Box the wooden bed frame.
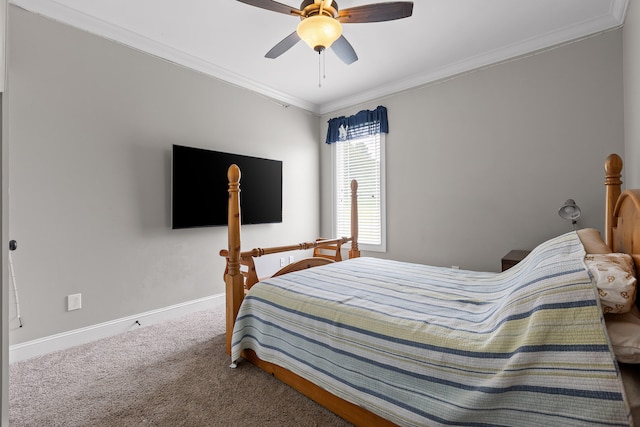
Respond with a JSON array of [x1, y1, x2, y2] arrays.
[[219, 164, 361, 354], [605, 154, 640, 268], [221, 154, 639, 427]]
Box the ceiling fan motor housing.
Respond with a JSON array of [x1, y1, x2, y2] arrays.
[[300, 0, 339, 18]]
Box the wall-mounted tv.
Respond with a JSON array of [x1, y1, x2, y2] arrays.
[[172, 144, 282, 229]]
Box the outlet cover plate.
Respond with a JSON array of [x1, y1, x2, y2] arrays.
[[68, 293, 82, 311]]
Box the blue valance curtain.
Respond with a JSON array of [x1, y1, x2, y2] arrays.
[[325, 105, 388, 144]]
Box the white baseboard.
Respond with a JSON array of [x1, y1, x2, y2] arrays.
[[9, 293, 225, 363]]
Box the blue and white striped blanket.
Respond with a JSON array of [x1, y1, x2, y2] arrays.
[[232, 232, 632, 426]]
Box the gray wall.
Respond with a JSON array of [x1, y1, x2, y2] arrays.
[[321, 30, 625, 271], [3, 3, 640, 424], [624, 0, 640, 188], [1, 6, 632, 343], [6, 6, 320, 344]]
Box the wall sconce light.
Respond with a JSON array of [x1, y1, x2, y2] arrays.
[[558, 199, 581, 230]]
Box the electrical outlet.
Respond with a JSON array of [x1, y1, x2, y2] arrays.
[[280, 257, 286, 267], [289, 255, 294, 264], [67, 293, 82, 311]]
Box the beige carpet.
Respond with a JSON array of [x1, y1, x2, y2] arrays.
[[9, 307, 352, 426]]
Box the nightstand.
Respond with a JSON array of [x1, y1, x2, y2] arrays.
[[501, 250, 531, 271]]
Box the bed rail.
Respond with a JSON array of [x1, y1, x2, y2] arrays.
[[221, 164, 359, 354], [220, 236, 352, 290]]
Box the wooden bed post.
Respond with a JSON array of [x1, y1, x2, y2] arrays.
[[604, 153, 623, 248], [225, 164, 245, 355], [349, 179, 360, 259]]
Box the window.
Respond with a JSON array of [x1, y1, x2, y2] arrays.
[[327, 106, 388, 253], [333, 133, 386, 252]]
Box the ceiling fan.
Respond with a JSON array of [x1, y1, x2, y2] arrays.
[[237, 0, 414, 65]]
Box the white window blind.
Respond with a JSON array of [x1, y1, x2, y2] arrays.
[[334, 133, 386, 252]]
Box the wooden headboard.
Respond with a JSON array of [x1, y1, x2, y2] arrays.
[[604, 154, 640, 268]]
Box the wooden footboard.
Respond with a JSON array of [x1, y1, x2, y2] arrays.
[[220, 164, 360, 354], [220, 236, 353, 290]]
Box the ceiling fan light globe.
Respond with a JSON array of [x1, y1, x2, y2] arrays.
[[297, 15, 342, 51]]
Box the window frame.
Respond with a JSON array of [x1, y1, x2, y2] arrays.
[[331, 133, 386, 253]]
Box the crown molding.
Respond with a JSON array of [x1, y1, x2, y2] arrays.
[[11, 0, 628, 116], [10, 0, 318, 112], [319, 0, 628, 115]]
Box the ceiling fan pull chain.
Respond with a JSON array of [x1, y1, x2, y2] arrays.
[[323, 49, 327, 80], [317, 49, 327, 88], [318, 51, 322, 87]]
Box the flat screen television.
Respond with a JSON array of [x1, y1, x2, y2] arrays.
[[172, 144, 283, 229]]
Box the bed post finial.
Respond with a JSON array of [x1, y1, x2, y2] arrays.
[[225, 164, 244, 355], [604, 153, 623, 248], [349, 179, 360, 258]]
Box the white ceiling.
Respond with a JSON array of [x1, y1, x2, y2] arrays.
[[12, 0, 628, 114]]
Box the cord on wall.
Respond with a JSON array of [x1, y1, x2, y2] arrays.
[[9, 240, 23, 327]]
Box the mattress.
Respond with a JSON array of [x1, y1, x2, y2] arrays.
[[232, 232, 632, 426]]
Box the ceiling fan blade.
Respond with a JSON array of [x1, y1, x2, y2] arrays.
[[265, 31, 301, 59], [338, 2, 413, 23], [331, 35, 358, 65], [236, 0, 301, 16]]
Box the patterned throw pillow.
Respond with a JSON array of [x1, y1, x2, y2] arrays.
[[585, 253, 637, 314]]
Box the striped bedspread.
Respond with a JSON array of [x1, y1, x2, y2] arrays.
[[231, 232, 632, 426]]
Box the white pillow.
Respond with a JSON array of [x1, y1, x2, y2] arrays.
[[585, 253, 637, 314], [606, 304, 640, 364]]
